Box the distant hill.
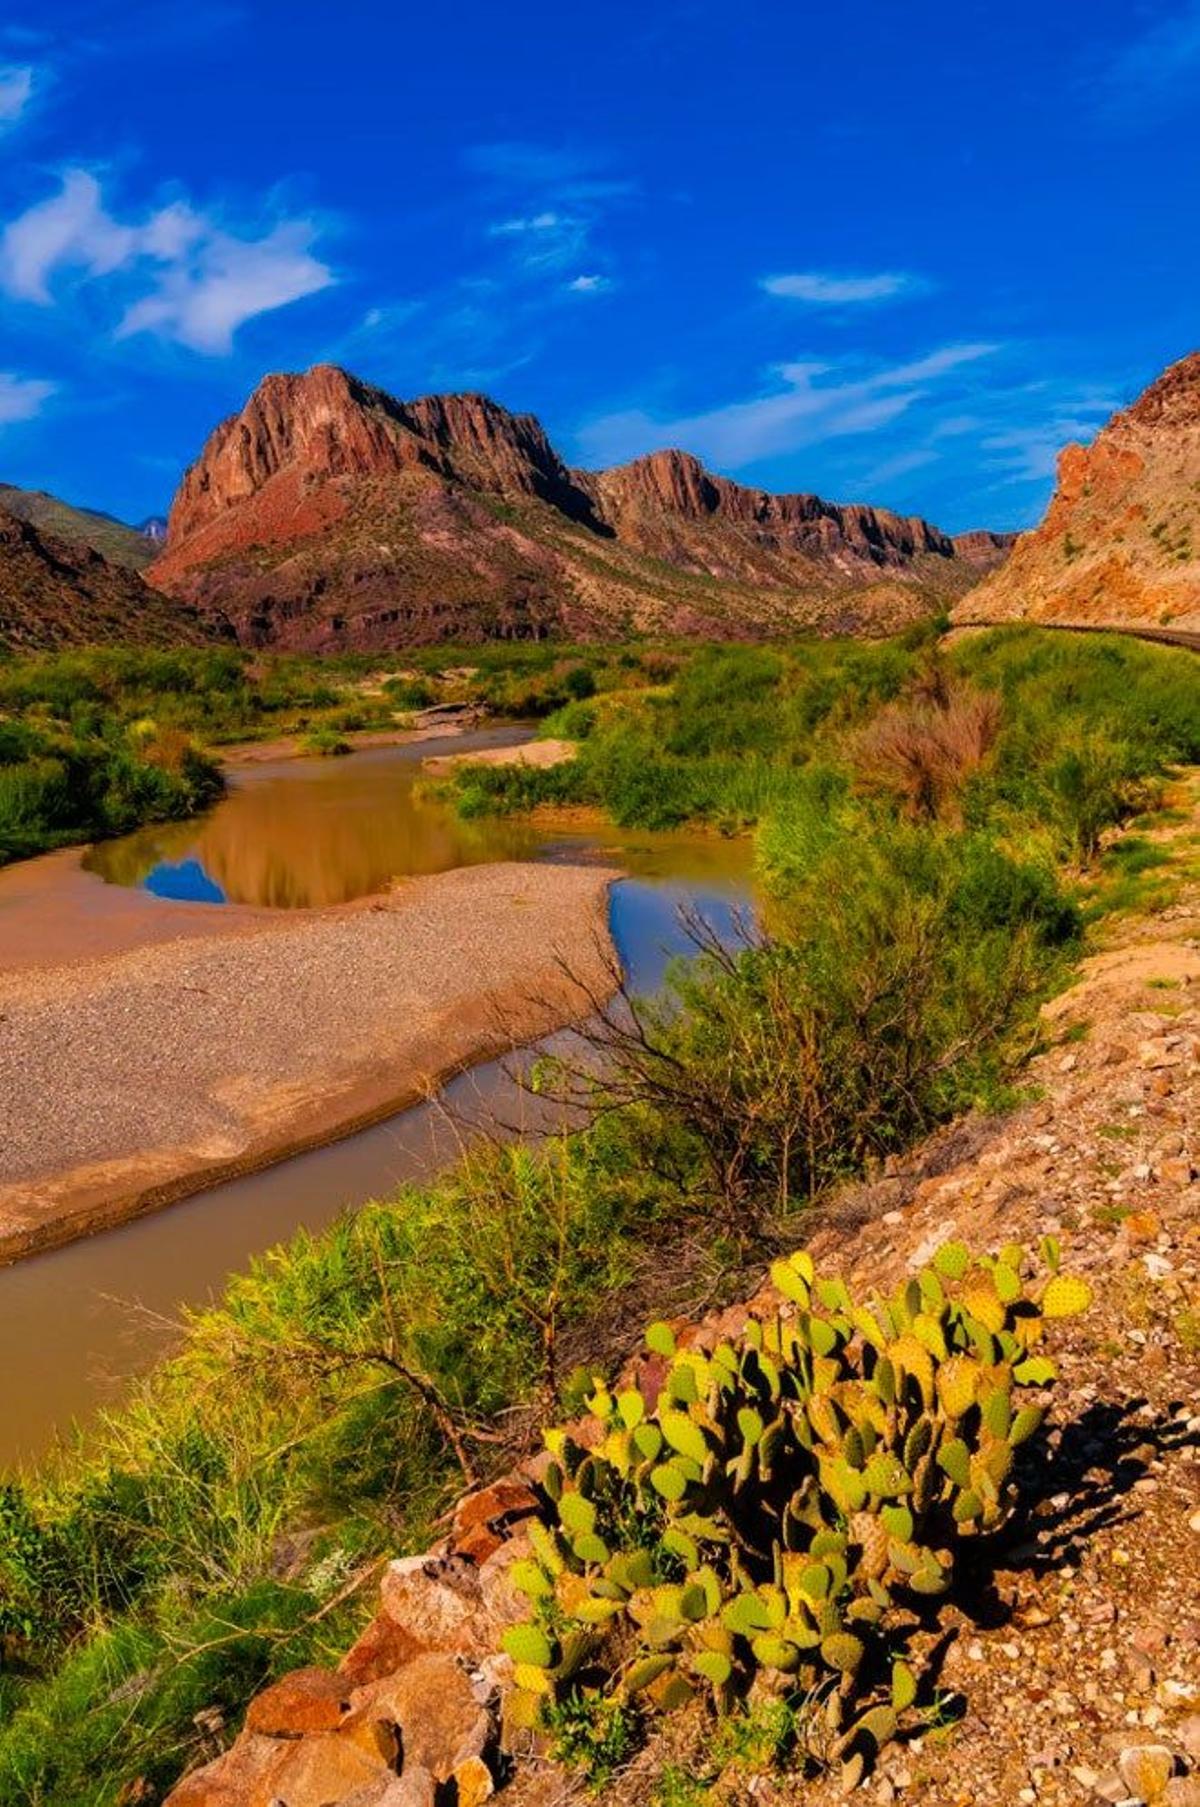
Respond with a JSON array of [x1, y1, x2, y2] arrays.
[[149, 363, 1014, 651], [0, 505, 216, 651], [0, 484, 161, 571], [954, 350, 1200, 634]]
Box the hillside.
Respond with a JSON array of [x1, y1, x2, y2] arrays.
[[165, 780, 1200, 1807], [0, 505, 213, 651], [0, 483, 161, 570], [149, 364, 1013, 650], [956, 350, 1200, 633]]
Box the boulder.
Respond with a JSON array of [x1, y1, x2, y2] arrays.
[[379, 1553, 488, 1658], [352, 1653, 492, 1782], [244, 1666, 351, 1737], [260, 1730, 395, 1807]]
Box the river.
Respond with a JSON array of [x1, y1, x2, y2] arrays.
[[0, 728, 754, 1466]]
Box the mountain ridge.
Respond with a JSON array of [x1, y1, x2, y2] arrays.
[[0, 505, 214, 652], [149, 363, 1013, 651], [0, 483, 162, 571]]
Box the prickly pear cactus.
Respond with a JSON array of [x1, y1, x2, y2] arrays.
[[501, 1239, 1090, 1774]]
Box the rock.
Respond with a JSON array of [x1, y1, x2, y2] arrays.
[[244, 1666, 351, 1737], [352, 1653, 492, 1782], [261, 1731, 395, 1807], [1118, 1744, 1178, 1801], [379, 1553, 488, 1658], [1175, 1715, 1200, 1762], [164, 1736, 287, 1807], [339, 1611, 428, 1688], [341, 1769, 437, 1807], [454, 1754, 496, 1807], [1163, 1781, 1200, 1807]]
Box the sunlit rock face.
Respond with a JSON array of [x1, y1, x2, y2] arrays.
[[149, 363, 1012, 651], [954, 350, 1200, 634]]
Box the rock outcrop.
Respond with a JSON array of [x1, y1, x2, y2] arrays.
[[0, 505, 215, 651], [149, 364, 1013, 650], [955, 350, 1200, 633]]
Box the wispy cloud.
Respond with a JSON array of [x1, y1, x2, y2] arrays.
[[1095, 3, 1200, 115], [761, 269, 930, 306], [0, 169, 335, 353], [981, 394, 1117, 484], [468, 139, 629, 292], [0, 61, 35, 126], [566, 273, 610, 294], [576, 342, 998, 470], [0, 369, 55, 426]]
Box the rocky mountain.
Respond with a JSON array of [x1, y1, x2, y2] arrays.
[[149, 364, 1013, 651], [955, 350, 1200, 633], [0, 505, 213, 652], [0, 483, 162, 570]]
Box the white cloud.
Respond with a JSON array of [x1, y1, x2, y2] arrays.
[[982, 402, 1115, 484], [0, 369, 55, 426], [0, 169, 334, 354], [0, 63, 34, 126], [761, 270, 928, 305], [489, 211, 564, 236], [577, 342, 998, 470], [567, 273, 609, 294], [118, 220, 333, 354], [0, 171, 138, 301]]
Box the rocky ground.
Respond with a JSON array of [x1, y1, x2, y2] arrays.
[[164, 789, 1200, 1807]]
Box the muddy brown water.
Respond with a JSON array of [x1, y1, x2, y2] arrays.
[[0, 729, 754, 1466]]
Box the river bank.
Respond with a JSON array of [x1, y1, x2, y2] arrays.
[[0, 860, 618, 1265]]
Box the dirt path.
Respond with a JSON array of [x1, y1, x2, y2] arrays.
[[0, 861, 618, 1264]]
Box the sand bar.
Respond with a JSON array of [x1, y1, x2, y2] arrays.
[[0, 860, 616, 1263]]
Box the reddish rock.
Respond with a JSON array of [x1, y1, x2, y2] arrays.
[[378, 1553, 489, 1659], [954, 348, 1200, 635], [244, 1664, 351, 1737], [260, 1729, 395, 1807], [453, 1477, 540, 1538], [352, 1652, 492, 1782], [338, 1609, 428, 1688]]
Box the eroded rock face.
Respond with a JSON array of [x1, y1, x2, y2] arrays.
[[954, 349, 1200, 633], [149, 364, 1012, 650]]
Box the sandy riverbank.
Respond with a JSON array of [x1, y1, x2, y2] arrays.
[[0, 861, 618, 1264], [421, 737, 575, 775]]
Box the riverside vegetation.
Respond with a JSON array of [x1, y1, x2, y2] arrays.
[[0, 626, 1198, 1804]]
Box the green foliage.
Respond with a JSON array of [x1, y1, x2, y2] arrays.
[[301, 726, 351, 757], [503, 1242, 1090, 1782], [584, 802, 1078, 1227], [0, 1129, 673, 1804]]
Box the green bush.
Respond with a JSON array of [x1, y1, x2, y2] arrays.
[[502, 1239, 1090, 1786], [580, 803, 1077, 1229]]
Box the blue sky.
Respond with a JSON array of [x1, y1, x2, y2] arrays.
[[0, 1, 1197, 533]]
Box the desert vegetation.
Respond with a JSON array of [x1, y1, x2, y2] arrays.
[[0, 626, 1196, 1803]]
